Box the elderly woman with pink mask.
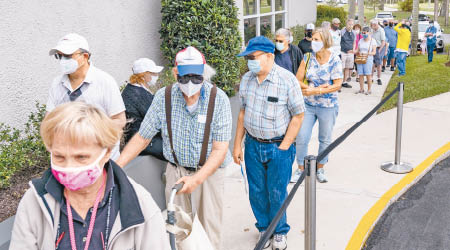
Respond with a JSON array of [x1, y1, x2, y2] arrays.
[[9, 102, 169, 250]]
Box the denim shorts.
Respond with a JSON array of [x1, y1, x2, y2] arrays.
[[357, 56, 374, 76], [374, 47, 386, 66]]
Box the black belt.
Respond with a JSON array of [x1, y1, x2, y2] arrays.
[[246, 132, 284, 144], [169, 162, 197, 172]]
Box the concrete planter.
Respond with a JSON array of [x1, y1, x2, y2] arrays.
[[0, 216, 14, 250]]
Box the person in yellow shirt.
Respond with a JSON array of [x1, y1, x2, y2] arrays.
[[394, 20, 411, 76]]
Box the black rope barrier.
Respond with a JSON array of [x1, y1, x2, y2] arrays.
[[254, 85, 401, 250]]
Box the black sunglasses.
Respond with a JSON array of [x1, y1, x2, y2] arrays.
[[244, 52, 266, 60], [54, 52, 83, 60], [177, 74, 204, 84], [274, 39, 284, 43]]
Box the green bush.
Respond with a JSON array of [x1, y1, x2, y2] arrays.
[[316, 5, 348, 28], [0, 103, 49, 188], [291, 25, 306, 46], [159, 0, 242, 96], [399, 0, 413, 12]]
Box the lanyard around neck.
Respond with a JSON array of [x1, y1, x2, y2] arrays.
[[65, 170, 106, 250]]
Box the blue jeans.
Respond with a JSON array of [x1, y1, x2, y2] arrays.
[[296, 104, 338, 165], [356, 56, 374, 76], [396, 52, 407, 76], [427, 42, 435, 62], [244, 134, 295, 235]]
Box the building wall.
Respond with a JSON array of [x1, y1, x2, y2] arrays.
[[0, 0, 165, 128], [288, 0, 317, 27]]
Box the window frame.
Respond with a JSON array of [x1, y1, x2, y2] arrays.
[[243, 0, 288, 40]]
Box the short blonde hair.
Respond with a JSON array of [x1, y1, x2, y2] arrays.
[[312, 28, 333, 49], [41, 102, 122, 150]]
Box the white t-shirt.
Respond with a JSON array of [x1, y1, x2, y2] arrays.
[[46, 64, 126, 160], [329, 29, 342, 55], [358, 38, 377, 55]]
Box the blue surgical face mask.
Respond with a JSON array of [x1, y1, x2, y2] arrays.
[[362, 34, 369, 39], [275, 42, 285, 51], [247, 60, 261, 74]]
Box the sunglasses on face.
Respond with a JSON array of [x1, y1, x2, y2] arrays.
[[274, 39, 285, 43], [244, 52, 266, 60], [177, 74, 204, 84], [54, 52, 83, 60]]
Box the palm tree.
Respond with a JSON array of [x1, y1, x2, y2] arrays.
[[445, 0, 449, 26], [434, 0, 439, 22], [411, 0, 419, 56], [358, 0, 365, 26], [349, 0, 356, 19]]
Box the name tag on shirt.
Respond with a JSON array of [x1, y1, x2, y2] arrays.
[[198, 115, 207, 123], [268, 96, 279, 103]]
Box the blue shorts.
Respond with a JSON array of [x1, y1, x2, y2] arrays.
[[357, 56, 374, 76], [387, 47, 396, 62]]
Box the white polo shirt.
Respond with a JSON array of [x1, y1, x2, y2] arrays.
[[46, 64, 125, 160]]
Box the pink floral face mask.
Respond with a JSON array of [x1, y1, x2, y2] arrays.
[[51, 149, 107, 191]]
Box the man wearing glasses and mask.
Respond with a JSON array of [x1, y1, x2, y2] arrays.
[[233, 36, 305, 250], [117, 46, 232, 250], [47, 33, 126, 160]]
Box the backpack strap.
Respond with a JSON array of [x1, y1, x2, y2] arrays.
[[199, 85, 217, 167], [165, 84, 179, 165]]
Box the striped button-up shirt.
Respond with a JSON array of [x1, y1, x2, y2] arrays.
[[239, 64, 305, 139], [139, 82, 232, 168]]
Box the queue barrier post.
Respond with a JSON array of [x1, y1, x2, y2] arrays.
[[305, 155, 317, 250], [381, 82, 413, 174]]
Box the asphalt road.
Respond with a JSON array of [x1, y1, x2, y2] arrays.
[[363, 156, 450, 250]]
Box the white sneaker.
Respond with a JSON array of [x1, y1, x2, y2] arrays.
[[258, 231, 271, 249], [290, 168, 304, 183], [316, 168, 328, 183], [272, 234, 287, 250]]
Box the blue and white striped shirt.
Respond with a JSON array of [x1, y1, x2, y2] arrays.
[[239, 64, 305, 139], [139, 82, 232, 168]]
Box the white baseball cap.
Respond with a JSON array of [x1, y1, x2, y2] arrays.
[[306, 23, 315, 30], [175, 46, 206, 76], [49, 33, 89, 56], [132, 58, 163, 74]]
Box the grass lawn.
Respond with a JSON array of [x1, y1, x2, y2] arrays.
[[379, 53, 450, 113]]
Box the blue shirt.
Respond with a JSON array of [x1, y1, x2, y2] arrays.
[[384, 26, 398, 48], [139, 82, 232, 168], [304, 52, 343, 108], [426, 26, 437, 45], [275, 48, 294, 74], [239, 64, 305, 139]]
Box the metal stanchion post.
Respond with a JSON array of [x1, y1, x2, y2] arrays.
[[381, 82, 413, 173], [305, 155, 317, 250]]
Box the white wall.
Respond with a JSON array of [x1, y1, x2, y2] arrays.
[[288, 0, 317, 26], [0, 0, 164, 128]]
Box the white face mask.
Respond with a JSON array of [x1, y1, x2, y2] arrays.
[[355, 29, 360, 34], [179, 81, 203, 97], [148, 75, 158, 86], [311, 41, 324, 52], [59, 57, 79, 75]]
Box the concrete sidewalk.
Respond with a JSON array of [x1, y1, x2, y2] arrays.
[[222, 66, 450, 249]]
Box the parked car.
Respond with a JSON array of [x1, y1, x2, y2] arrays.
[[417, 21, 445, 53], [375, 12, 395, 22], [409, 13, 430, 22]]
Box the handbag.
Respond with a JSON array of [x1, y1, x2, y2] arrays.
[[355, 39, 373, 64]]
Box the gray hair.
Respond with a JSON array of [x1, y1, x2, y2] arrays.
[[321, 21, 331, 29], [370, 19, 378, 25], [347, 18, 355, 24], [275, 28, 291, 39], [203, 64, 216, 82]]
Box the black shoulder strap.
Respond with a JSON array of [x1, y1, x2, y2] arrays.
[[199, 85, 217, 167], [165, 84, 179, 165]]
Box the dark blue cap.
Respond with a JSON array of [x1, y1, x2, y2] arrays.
[[237, 36, 275, 57]]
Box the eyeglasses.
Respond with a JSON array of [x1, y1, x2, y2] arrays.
[[274, 39, 284, 43], [54, 52, 83, 60], [244, 52, 266, 60], [177, 74, 204, 84]]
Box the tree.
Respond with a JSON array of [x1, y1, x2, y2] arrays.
[[349, 0, 356, 19], [379, 0, 385, 10], [445, 0, 449, 25], [434, 0, 440, 21], [358, 0, 365, 25], [159, 0, 242, 96], [411, 0, 419, 56]]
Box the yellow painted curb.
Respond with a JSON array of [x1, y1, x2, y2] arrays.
[[346, 142, 450, 250]]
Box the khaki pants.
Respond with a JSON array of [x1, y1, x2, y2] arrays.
[[165, 163, 225, 250]]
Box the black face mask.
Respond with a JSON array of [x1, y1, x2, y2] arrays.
[[389, 23, 393, 27], [384, 23, 388, 27], [332, 25, 339, 31], [306, 31, 313, 38]]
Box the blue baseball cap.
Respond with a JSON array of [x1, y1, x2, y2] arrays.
[[237, 36, 275, 57]]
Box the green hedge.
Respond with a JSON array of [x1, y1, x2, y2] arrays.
[[159, 0, 242, 96], [0, 103, 48, 188], [316, 5, 348, 27]]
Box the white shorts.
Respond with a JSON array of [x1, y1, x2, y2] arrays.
[[341, 52, 355, 69]]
